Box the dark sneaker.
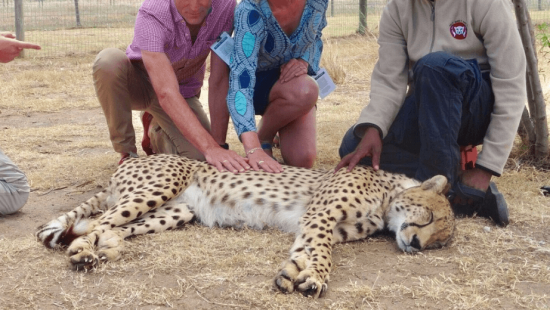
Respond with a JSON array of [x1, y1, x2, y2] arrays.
[[141, 111, 155, 156], [478, 182, 509, 227], [448, 181, 509, 227], [118, 152, 139, 165]]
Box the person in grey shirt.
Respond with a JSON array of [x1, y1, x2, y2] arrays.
[[0, 32, 40, 215]]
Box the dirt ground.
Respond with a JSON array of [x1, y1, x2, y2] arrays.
[[1, 37, 549, 309]]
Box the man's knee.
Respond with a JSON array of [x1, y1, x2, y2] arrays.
[[414, 51, 455, 71], [413, 51, 475, 85], [151, 131, 206, 161], [93, 48, 128, 81], [338, 126, 360, 159]]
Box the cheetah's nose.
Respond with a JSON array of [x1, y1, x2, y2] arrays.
[[410, 234, 421, 250]]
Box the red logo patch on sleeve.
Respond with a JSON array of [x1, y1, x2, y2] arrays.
[[450, 21, 467, 40]]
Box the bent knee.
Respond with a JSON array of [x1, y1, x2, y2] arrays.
[[338, 126, 363, 158], [298, 76, 319, 105], [0, 191, 29, 215], [284, 149, 316, 169], [289, 76, 319, 108], [415, 51, 455, 69], [93, 48, 129, 79]]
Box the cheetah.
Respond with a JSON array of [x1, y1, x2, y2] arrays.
[[36, 154, 454, 298]]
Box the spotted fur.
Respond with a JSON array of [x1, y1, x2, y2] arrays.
[[36, 154, 454, 297]]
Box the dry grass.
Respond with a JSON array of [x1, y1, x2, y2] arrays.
[[0, 35, 549, 309]]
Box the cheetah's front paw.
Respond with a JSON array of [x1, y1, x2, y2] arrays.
[[274, 264, 328, 298], [294, 270, 328, 298], [274, 268, 297, 294]]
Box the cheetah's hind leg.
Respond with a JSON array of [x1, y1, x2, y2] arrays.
[[68, 198, 196, 270], [36, 189, 110, 249]]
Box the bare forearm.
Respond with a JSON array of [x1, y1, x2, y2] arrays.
[[208, 81, 230, 146], [240, 131, 262, 151], [208, 53, 231, 146]]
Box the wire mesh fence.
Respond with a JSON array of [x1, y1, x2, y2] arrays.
[[2, 0, 550, 58]]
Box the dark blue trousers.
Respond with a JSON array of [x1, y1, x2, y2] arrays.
[[339, 52, 494, 188]]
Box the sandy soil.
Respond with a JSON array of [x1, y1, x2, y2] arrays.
[[1, 42, 549, 309], [1, 106, 549, 310]]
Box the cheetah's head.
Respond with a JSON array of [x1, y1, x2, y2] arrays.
[[385, 175, 454, 253]]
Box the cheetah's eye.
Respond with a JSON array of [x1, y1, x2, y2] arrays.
[[400, 211, 434, 231]]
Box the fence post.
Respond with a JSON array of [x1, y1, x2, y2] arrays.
[[74, 0, 82, 27], [358, 0, 367, 35], [14, 0, 24, 58], [330, 0, 334, 17]]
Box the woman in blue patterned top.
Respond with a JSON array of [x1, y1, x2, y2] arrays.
[[225, 0, 328, 173]]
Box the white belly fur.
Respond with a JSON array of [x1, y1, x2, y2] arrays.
[[178, 184, 307, 235]]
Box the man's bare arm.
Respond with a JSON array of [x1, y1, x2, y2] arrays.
[[141, 50, 249, 172]]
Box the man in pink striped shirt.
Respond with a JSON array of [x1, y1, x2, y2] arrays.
[[93, 0, 249, 173]]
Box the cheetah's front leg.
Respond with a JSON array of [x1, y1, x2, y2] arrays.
[[274, 230, 333, 298], [274, 237, 310, 294], [274, 182, 341, 298], [274, 235, 332, 298]]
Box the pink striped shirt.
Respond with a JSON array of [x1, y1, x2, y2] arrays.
[[127, 0, 235, 98]]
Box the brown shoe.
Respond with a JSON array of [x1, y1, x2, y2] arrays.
[[118, 152, 139, 165]]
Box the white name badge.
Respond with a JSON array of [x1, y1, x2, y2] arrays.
[[210, 32, 234, 66], [314, 68, 336, 99]]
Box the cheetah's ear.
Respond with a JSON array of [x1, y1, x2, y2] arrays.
[[420, 175, 448, 194]]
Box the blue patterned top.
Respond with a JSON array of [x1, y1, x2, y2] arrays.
[[226, 0, 328, 137]]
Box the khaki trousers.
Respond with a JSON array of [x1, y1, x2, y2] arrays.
[[92, 48, 211, 161]]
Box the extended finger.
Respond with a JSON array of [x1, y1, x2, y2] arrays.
[[284, 67, 306, 82], [213, 161, 227, 173], [371, 148, 381, 171], [233, 157, 251, 172], [334, 156, 351, 173], [226, 158, 250, 173], [16, 41, 41, 50], [287, 64, 308, 81], [288, 63, 307, 76], [267, 158, 283, 173], [279, 66, 292, 83], [279, 60, 300, 81], [280, 63, 300, 82], [221, 159, 240, 174], [259, 159, 279, 173], [249, 158, 262, 172], [346, 154, 362, 172], [225, 151, 250, 172]]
